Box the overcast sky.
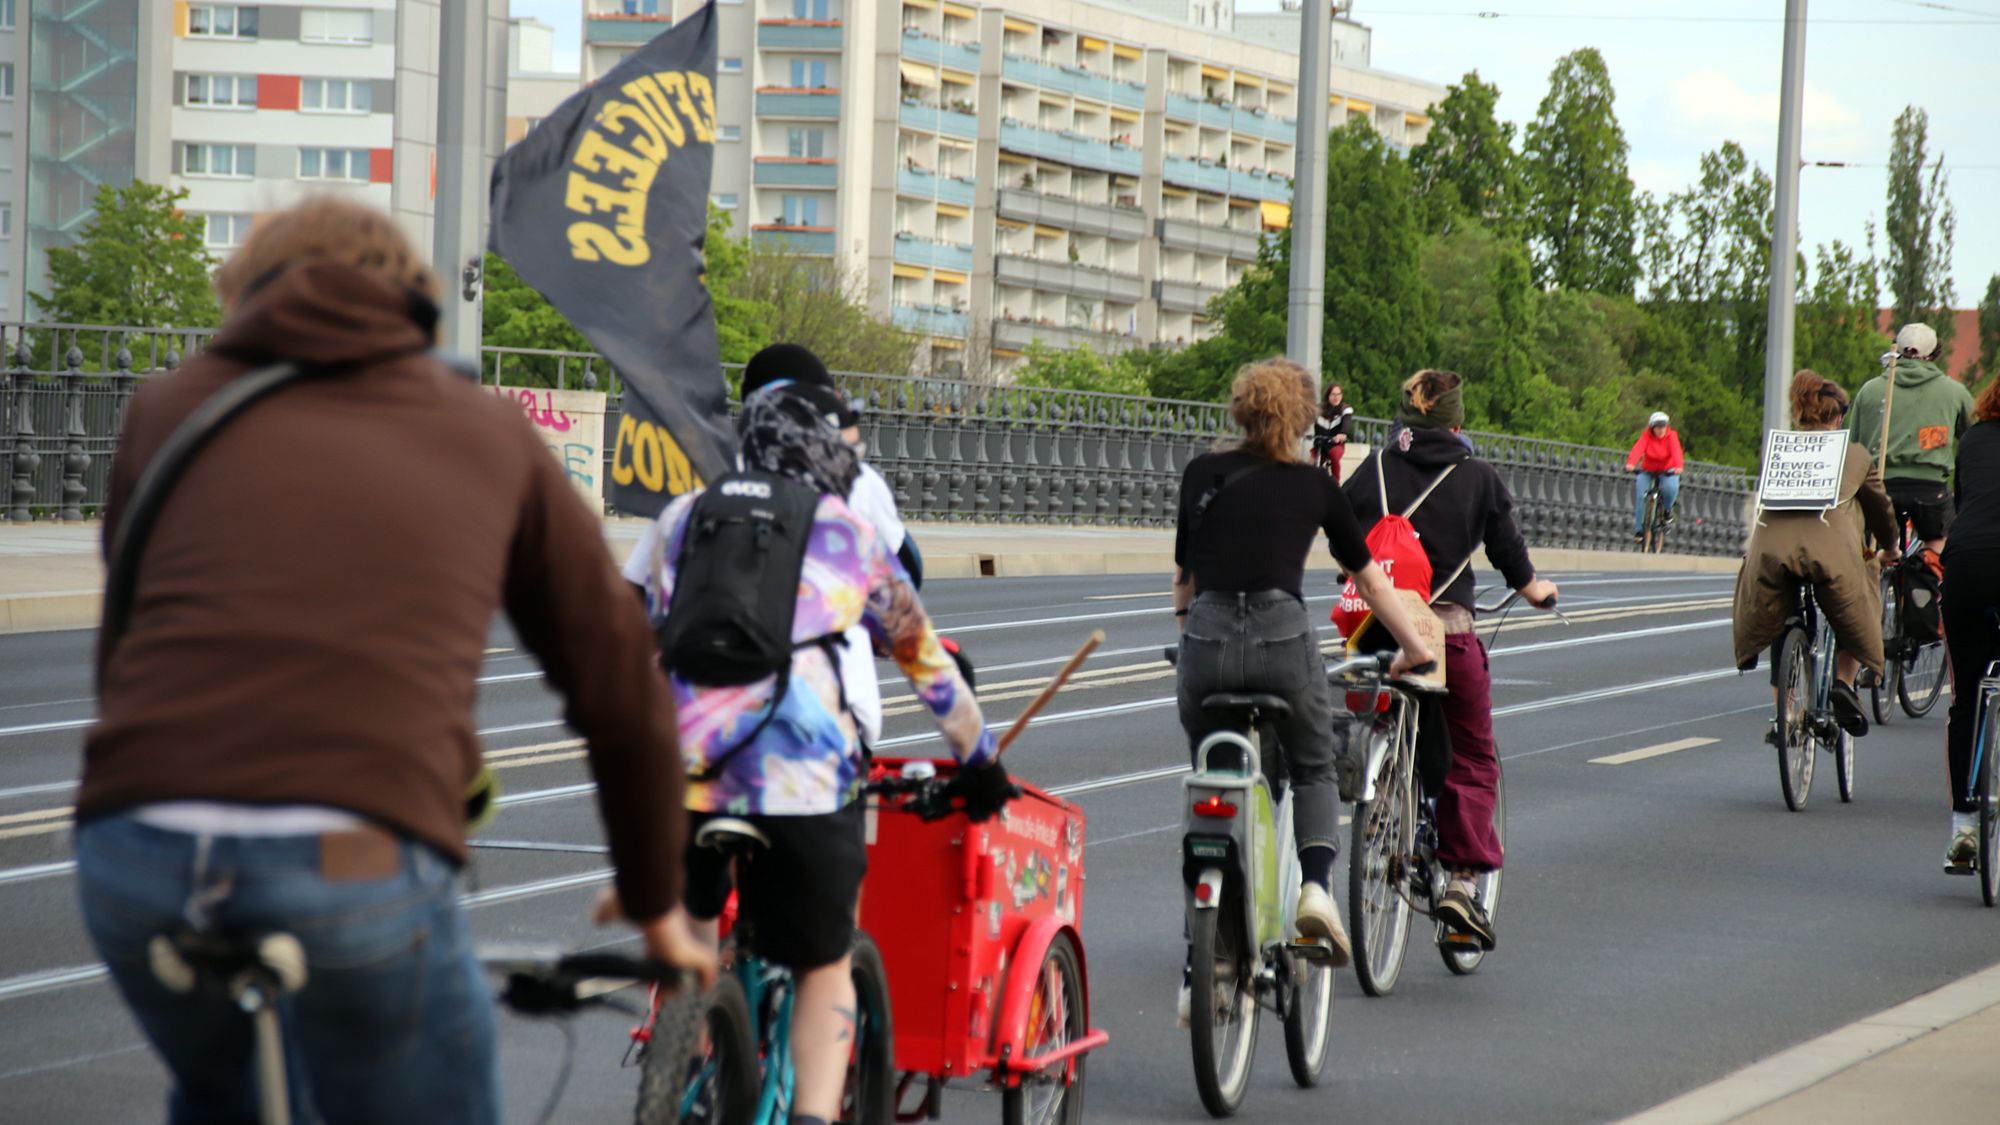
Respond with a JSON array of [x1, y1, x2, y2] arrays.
[[511, 0, 1998, 304]]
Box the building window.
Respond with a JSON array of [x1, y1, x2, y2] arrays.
[[184, 143, 256, 178], [185, 73, 258, 109], [717, 124, 741, 142], [300, 7, 371, 45], [787, 127, 826, 158], [298, 147, 371, 182], [0, 0, 14, 30], [0, 64, 11, 101], [302, 78, 372, 113], [790, 60, 827, 88], [189, 5, 259, 39], [622, 0, 662, 12], [714, 193, 740, 210], [720, 57, 744, 74], [200, 212, 253, 249], [780, 194, 821, 226], [0, 204, 11, 239]]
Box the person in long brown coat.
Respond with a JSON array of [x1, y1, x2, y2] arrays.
[[1733, 370, 1901, 735]]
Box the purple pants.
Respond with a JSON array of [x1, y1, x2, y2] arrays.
[[1435, 631, 1505, 871]]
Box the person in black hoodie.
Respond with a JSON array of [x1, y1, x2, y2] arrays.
[[1940, 375, 2000, 871], [1311, 381, 1354, 478], [1343, 369, 1558, 949]]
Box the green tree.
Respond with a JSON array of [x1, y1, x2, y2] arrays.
[[1522, 48, 1639, 295], [1795, 232, 1888, 389], [1011, 341, 1152, 395], [1883, 106, 1958, 355], [34, 181, 220, 330], [1637, 141, 1773, 398], [725, 235, 916, 376], [1420, 221, 1537, 431], [1973, 274, 2000, 386], [1408, 72, 1525, 237]]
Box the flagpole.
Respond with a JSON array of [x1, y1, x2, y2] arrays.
[[435, 0, 490, 359]]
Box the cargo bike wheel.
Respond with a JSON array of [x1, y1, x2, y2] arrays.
[[1001, 932, 1087, 1125]]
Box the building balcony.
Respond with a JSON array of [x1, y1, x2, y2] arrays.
[[893, 303, 970, 338], [752, 225, 836, 255], [899, 100, 979, 140], [757, 19, 842, 52], [1227, 168, 1293, 203], [752, 158, 838, 187], [585, 14, 671, 45], [893, 233, 975, 273], [993, 318, 1145, 355], [1153, 277, 1225, 314], [1156, 216, 1262, 262], [1162, 154, 1229, 194], [901, 28, 982, 72], [1165, 93, 1299, 144], [994, 254, 1146, 304], [1000, 54, 1145, 109], [998, 120, 1141, 177], [896, 166, 976, 207], [996, 188, 1147, 241], [756, 88, 842, 119]]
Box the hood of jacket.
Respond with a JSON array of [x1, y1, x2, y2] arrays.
[[1894, 357, 1948, 388], [1388, 421, 1473, 470], [208, 260, 435, 369]]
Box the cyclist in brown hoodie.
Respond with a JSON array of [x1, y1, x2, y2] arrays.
[[74, 199, 709, 1124]]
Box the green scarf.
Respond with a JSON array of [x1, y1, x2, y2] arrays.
[[1396, 380, 1464, 431]]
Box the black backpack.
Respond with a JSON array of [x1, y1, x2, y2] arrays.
[[1899, 549, 1943, 646], [656, 469, 844, 776]]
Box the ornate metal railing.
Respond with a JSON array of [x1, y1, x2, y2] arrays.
[[0, 322, 1752, 556]]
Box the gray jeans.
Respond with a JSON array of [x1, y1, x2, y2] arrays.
[[1177, 590, 1339, 859]]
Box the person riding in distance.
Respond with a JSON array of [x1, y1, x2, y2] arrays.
[[1312, 381, 1354, 479], [1848, 322, 1975, 561], [1343, 369, 1559, 951], [1173, 358, 1435, 976], [1626, 411, 1684, 542], [629, 383, 1003, 1125], [1733, 371, 1900, 740], [1938, 376, 2000, 870]]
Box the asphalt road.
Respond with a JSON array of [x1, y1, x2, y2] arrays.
[[0, 566, 1993, 1124]]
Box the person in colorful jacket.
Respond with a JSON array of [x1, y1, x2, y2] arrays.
[[1625, 411, 1685, 542], [1848, 322, 1976, 560], [626, 383, 1003, 1125]]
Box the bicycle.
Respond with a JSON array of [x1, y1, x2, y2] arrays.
[[644, 817, 898, 1125], [1637, 474, 1673, 554], [1165, 650, 1342, 1117], [1871, 522, 1949, 723], [1961, 634, 2000, 904], [1772, 582, 1857, 810]]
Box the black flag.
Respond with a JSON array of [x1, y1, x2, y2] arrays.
[[489, 3, 730, 517]]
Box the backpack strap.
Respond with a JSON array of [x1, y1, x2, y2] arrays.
[[1402, 462, 1458, 518], [1188, 459, 1274, 538], [1379, 453, 1470, 606]]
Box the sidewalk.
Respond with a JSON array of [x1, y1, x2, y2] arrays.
[[1621, 960, 2000, 1124], [0, 520, 1742, 634]]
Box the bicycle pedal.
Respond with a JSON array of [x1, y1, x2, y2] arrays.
[[1438, 932, 1482, 948], [1288, 941, 1335, 964], [1944, 861, 1978, 876]]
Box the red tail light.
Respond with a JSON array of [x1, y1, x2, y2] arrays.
[[1194, 881, 1213, 903], [1192, 795, 1237, 819], [1345, 690, 1391, 714]]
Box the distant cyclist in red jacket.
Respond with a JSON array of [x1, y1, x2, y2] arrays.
[[1626, 411, 1684, 542]]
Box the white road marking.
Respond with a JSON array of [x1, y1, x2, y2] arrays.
[[1590, 737, 1719, 766], [1085, 592, 1171, 602]]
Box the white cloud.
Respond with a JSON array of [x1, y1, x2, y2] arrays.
[[1665, 69, 1862, 152]]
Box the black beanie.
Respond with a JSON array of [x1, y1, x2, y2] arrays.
[[742, 343, 833, 398]]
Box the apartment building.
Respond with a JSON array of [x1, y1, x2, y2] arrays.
[[0, 0, 510, 321], [507, 17, 581, 146], [587, 0, 1440, 372], [0, 0, 20, 318]]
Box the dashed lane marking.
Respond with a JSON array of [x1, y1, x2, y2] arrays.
[[1590, 737, 1719, 765]]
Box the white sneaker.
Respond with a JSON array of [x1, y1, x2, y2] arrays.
[[1946, 814, 1979, 873], [1176, 981, 1191, 1028], [1294, 883, 1352, 968]]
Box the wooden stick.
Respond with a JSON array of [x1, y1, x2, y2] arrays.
[[994, 630, 1104, 759], [1877, 350, 1898, 482]]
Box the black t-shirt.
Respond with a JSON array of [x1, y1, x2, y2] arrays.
[[1947, 420, 2000, 558], [1174, 450, 1372, 597]]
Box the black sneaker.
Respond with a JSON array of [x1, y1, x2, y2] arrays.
[[1435, 885, 1496, 951], [1828, 680, 1869, 737]]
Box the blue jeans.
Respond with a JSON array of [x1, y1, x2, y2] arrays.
[[75, 813, 498, 1125], [1634, 471, 1680, 533]]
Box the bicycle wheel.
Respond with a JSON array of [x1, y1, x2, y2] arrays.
[[1900, 639, 1949, 718], [1979, 699, 1999, 908], [636, 975, 758, 1125], [1187, 903, 1257, 1117], [1281, 942, 1333, 1088], [840, 934, 896, 1125], [1348, 727, 1414, 997], [1441, 775, 1504, 976], [1775, 627, 1815, 812], [1835, 728, 1856, 803], [1002, 932, 1087, 1125], [1640, 491, 1659, 553], [1872, 574, 1897, 725]]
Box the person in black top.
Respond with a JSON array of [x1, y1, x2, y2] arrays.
[[1173, 358, 1433, 971], [1311, 381, 1354, 478], [1940, 376, 2000, 870], [1344, 369, 1558, 950]]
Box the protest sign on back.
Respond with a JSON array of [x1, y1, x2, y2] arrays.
[[1756, 430, 1849, 510]]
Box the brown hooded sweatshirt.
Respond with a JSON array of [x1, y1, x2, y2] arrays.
[[78, 260, 686, 918]]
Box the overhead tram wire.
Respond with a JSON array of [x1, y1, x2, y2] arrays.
[[1375, 7, 2000, 24]]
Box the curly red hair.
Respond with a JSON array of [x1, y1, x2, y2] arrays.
[[1230, 358, 1316, 463]]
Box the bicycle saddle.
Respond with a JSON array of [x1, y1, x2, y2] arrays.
[[1201, 693, 1292, 720], [695, 817, 771, 852], [148, 929, 308, 996]]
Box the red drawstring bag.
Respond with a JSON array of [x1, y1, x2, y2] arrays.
[[1331, 452, 1465, 641]]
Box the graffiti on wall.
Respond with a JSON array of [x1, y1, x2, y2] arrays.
[[492, 387, 607, 504]]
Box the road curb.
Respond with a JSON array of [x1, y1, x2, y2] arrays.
[[0, 591, 101, 634], [1618, 959, 2000, 1124]]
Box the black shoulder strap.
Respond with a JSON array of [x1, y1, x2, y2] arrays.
[[1188, 460, 1274, 538], [97, 362, 307, 686]]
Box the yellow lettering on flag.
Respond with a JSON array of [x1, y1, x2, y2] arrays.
[[563, 69, 718, 267]]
